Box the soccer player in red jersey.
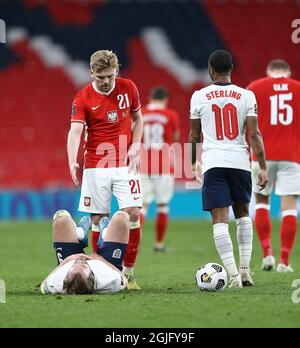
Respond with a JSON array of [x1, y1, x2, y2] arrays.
[[67, 50, 143, 289], [248, 60, 300, 272], [140, 86, 180, 251]]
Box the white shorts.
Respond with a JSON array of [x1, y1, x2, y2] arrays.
[[79, 167, 142, 214], [141, 175, 174, 205], [252, 161, 300, 196]]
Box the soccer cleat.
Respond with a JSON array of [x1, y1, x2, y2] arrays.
[[262, 255, 275, 271], [153, 245, 167, 253], [98, 216, 110, 248], [276, 263, 294, 273], [77, 215, 91, 248], [240, 269, 254, 286], [124, 273, 141, 291], [229, 274, 243, 288]]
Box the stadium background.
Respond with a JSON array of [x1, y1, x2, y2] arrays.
[[0, 0, 300, 220]]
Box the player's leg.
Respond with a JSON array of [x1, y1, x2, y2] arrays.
[[52, 210, 90, 264], [121, 206, 141, 289], [91, 213, 109, 252], [78, 168, 112, 252], [228, 168, 253, 286], [252, 161, 276, 270], [275, 161, 300, 271], [113, 167, 143, 290], [153, 176, 175, 251], [140, 176, 154, 228], [203, 168, 241, 288], [277, 195, 297, 271], [232, 202, 254, 286], [97, 211, 130, 271]]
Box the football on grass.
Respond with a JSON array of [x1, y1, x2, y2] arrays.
[[196, 263, 227, 292]]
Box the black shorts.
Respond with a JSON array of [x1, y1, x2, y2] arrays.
[[97, 242, 127, 271], [53, 242, 84, 265], [202, 167, 252, 211]]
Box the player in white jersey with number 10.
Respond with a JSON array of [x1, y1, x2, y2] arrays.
[[189, 50, 268, 288]]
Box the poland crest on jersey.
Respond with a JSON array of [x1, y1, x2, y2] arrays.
[[107, 110, 118, 123]]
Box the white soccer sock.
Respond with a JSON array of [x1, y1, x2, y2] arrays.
[[213, 223, 238, 277], [236, 217, 253, 270]]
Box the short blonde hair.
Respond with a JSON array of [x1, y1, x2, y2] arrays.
[[90, 50, 119, 72], [63, 270, 94, 295]]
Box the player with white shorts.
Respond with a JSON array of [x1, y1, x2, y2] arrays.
[[140, 86, 180, 251], [67, 50, 143, 290], [248, 59, 300, 272], [252, 161, 300, 196]]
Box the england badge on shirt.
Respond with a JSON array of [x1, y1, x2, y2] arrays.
[[107, 110, 118, 123]]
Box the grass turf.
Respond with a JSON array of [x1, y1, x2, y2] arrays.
[[0, 219, 299, 328]]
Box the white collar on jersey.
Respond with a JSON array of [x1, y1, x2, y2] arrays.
[[92, 80, 116, 96], [268, 73, 289, 78]]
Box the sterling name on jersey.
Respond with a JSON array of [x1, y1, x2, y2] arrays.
[[190, 83, 258, 173]]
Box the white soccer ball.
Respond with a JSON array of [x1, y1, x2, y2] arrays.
[[195, 262, 228, 292]]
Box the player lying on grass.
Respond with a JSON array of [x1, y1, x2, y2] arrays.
[[40, 210, 129, 294]]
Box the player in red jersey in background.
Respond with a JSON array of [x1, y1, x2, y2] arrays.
[[248, 59, 300, 272], [140, 86, 180, 251], [67, 50, 143, 289]]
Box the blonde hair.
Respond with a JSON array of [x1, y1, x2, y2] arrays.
[[267, 59, 291, 73], [63, 270, 94, 295], [90, 50, 119, 72]]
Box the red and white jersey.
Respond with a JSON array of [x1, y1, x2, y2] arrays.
[[248, 77, 300, 163], [190, 83, 257, 173], [140, 103, 180, 176], [71, 77, 141, 168]]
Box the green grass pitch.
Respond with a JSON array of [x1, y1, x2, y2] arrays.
[[0, 219, 299, 328]]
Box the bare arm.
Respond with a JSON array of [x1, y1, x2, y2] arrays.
[[246, 116, 266, 169], [189, 119, 202, 165], [67, 122, 84, 185], [128, 109, 143, 174], [246, 116, 268, 189], [131, 108, 143, 145], [189, 119, 203, 183]]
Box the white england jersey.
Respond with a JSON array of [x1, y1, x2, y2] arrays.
[[41, 259, 126, 294], [190, 83, 258, 173]]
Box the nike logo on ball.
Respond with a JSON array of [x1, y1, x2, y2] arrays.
[[92, 105, 101, 110], [133, 197, 140, 200]]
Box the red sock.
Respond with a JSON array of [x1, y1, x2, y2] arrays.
[[91, 231, 100, 253], [140, 212, 145, 229], [280, 213, 297, 265], [156, 212, 168, 243], [124, 222, 141, 268], [254, 206, 272, 257]]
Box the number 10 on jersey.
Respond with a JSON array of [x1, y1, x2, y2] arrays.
[[212, 103, 238, 141]]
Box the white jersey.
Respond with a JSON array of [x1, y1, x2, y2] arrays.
[[190, 83, 258, 173], [41, 259, 126, 294]]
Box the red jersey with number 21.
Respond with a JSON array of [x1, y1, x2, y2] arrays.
[[71, 77, 141, 168], [248, 77, 300, 163]]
